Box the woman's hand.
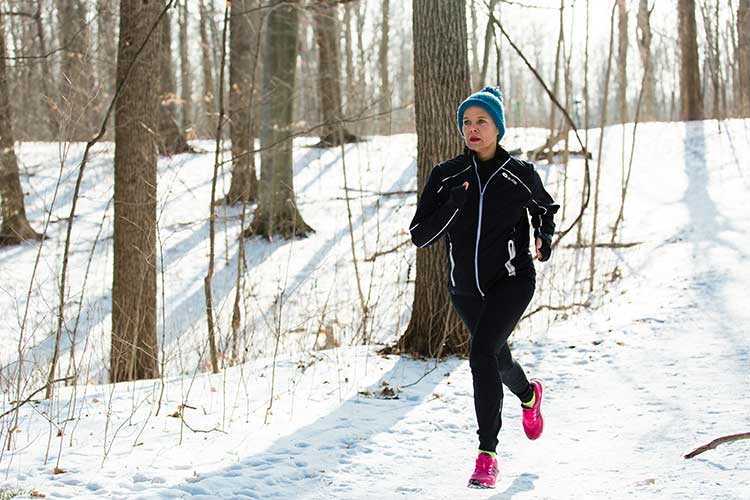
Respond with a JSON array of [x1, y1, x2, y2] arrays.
[[448, 181, 470, 207], [535, 231, 552, 262]]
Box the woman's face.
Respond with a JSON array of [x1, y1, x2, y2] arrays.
[[462, 106, 499, 160]]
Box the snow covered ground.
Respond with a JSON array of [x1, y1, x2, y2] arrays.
[[1, 120, 749, 499]]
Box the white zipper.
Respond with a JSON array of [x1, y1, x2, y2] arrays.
[[472, 156, 511, 298], [448, 238, 456, 287]]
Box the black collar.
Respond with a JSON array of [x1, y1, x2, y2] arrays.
[[464, 146, 511, 167]]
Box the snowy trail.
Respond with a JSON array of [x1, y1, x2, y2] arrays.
[[174, 121, 749, 500], [2, 122, 750, 499]]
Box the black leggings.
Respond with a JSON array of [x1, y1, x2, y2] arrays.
[[450, 273, 536, 452]]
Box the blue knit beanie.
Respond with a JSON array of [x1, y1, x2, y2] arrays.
[[456, 86, 506, 141]]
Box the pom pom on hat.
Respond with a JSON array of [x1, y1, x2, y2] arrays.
[[456, 86, 506, 141]]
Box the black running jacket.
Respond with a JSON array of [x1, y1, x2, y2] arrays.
[[409, 147, 559, 298]]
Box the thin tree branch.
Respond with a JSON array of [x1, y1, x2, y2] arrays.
[[0, 377, 74, 421], [0, 10, 38, 19], [487, 6, 591, 249], [204, 2, 231, 375], [365, 239, 410, 262], [0, 11, 97, 61], [521, 301, 590, 321]]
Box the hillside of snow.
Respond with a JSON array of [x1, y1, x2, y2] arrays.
[[1, 120, 749, 499]]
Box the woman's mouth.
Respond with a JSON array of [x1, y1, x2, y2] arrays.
[[469, 136, 481, 143]]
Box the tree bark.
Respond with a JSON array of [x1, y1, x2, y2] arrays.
[[35, 0, 59, 139], [617, 0, 628, 124], [636, 0, 656, 121], [224, 0, 260, 204], [97, 0, 118, 112], [248, 0, 312, 239], [343, 0, 355, 116], [158, 9, 191, 155], [378, 0, 391, 134], [0, 13, 42, 245], [58, 0, 96, 140], [199, 0, 216, 137], [739, 0, 750, 116], [355, 0, 366, 104], [111, 0, 161, 383], [698, 0, 721, 119], [469, 0, 479, 89], [589, 3, 617, 293], [678, 0, 703, 120], [179, 0, 193, 132], [398, 0, 470, 357], [479, 0, 498, 89], [548, 0, 564, 163], [313, 0, 357, 146]]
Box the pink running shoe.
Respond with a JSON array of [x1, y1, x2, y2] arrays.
[[522, 379, 544, 440], [467, 452, 498, 489]]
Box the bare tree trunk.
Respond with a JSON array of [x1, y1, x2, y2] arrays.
[[561, 0, 574, 220], [199, 0, 217, 137], [355, 0, 366, 103], [398, 0, 469, 357], [589, 3, 617, 293], [97, 0, 117, 108], [248, 0, 313, 239], [548, 0, 564, 163], [479, 0, 498, 88], [469, 0, 479, 89], [313, 0, 358, 146], [111, 0, 161, 383], [577, 0, 591, 246], [204, 3, 230, 376], [739, 0, 750, 116], [0, 13, 42, 245], [713, 0, 721, 119], [617, 0, 628, 124], [179, 0, 193, 132], [699, 0, 721, 120], [616, 0, 628, 243], [17, 13, 36, 140], [158, 10, 191, 155], [224, 0, 260, 204], [378, 0, 391, 134], [636, 0, 656, 121], [612, 31, 651, 243], [678, 0, 704, 120], [58, 0, 96, 140], [343, 0, 355, 115], [35, 0, 59, 138]]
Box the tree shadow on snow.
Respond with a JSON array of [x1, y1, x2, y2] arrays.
[[163, 356, 464, 499]]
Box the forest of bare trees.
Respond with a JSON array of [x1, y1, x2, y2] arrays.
[[0, 0, 749, 381], [0, 1, 745, 144]]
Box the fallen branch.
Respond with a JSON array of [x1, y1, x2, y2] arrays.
[[563, 241, 641, 249], [521, 301, 590, 321], [182, 419, 228, 435], [527, 129, 567, 161], [342, 187, 416, 197], [684, 432, 750, 459]]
